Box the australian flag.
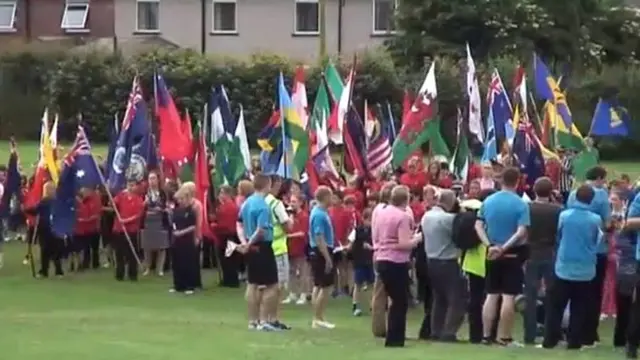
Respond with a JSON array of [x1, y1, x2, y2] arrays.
[[51, 125, 101, 237], [513, 121, 545, 190], [488, 69, 512, 146], [107, 76, 155, 191]]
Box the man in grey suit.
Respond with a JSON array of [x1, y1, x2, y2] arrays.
[[421, 189, 467, 342]]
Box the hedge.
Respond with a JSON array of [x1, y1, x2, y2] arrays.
[[1, 47, 639, 159]]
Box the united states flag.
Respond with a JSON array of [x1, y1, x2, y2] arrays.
[[365, 105, 391, 176]]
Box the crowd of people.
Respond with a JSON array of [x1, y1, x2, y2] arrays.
[[2, 149, 640, 358]]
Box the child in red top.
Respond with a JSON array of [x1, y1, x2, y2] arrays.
[[400, 158, 428, 194], [283, 195, 310, 305], [112, 180, 144, 281], [212, 185, 241, 287], [343, 178, 365, 211], [436, 166, 454, 189], [329, 192, 352, 296], [409, 190, 426, 223], [74, 188, 102, 270]]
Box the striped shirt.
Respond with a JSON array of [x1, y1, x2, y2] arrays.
[[559, 155, 574, 192]]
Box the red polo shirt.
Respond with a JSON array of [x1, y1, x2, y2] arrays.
[[75, 193, 102, 235], [112, 191, 144, 234], [287, 209, 309, 258], [437, 175, 454, 189], [468, 162, 482, 181], [409, 200, 426, 223], [215, 198, 239, 236], [399, 171, 428, 194], [329, 205, 351, 247], [343, 187, 365, 211]]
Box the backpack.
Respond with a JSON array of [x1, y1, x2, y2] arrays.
[[451, 211, 481, 250]]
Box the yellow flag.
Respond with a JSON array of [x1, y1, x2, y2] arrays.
[[42, 129, 59, 184]]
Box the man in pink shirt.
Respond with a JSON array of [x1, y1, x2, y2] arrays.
[[372, 185, 421, 347]]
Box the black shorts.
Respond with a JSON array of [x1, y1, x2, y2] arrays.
[[310, 252, 336, 288], [485, 256, 524, 295], [246, 241, 278, 286]]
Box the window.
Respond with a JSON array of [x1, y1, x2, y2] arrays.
[[61, 0, 90, 30], [212, 0, 237, 33], [0, 1, 16, 30], [294, 0, 319, 34], [136, 0, 160, 32], [373, 0, 396, 34]]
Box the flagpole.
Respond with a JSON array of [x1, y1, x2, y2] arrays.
[[90, 157, 144, 268], [280, 74, 287, 179]]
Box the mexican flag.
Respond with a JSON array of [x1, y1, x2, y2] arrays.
[[392, 61, 450, 167], [449, 109, 470, 182]]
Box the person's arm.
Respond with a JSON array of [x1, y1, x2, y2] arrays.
[[174, 225, 196, 237], [314, 232, 332, 264], [390, 215, 419, 250], [501, 202, 530, 251], [274, 202, 293, 231], [474, 204, 492, 247], [236, 221, 247, 244], [247, 208, 269, 245]]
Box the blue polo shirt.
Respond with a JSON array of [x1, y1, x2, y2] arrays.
[[309, 205, 334, 249], [478, 190, 530, 245], [628, 192, 640, 261], [238, 193, 273, 242], [555, 202, 603, 281], [567, 185, 610, 254]]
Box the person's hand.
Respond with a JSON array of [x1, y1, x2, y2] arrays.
[[324, 257, 333, 274], [412, 232, 423, 244], [487, 245, 502, 260]]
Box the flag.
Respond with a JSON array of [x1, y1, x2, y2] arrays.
[[182, 110, 194, 143], [308, 62, 343, 133], [366, 102, 392, 176], [221, 104, 250, 185], [590, 97, 630, 137], [310, 115, 342, 189], [25, 115, 51, 208], [235, 105, 252, 174], [276, 72, 309, 177], [105, 114, 120, 178], [392, 61, 449, 167], [291, 65, 309, 129], [481, 107, 498, 163], [543, 102, 585, 151], [534, 54, 572, 129], [513, 119, 545, 188], [41, 109, 59, 185], [209, 86, 234, 186], [0, 143, 21, 219], [466, 43, 483, 144], [108, 75, 152, 191], [194, 122, 213, 238], [450, 108, 470, 182], [50, 113, 59, 149], [508, 64, 528, 146], [154, 72, 190, 163], [487, 69, 512, 144], [257, 108, 281, 151], [383, 101, 397, 144], [328, 67, 354, 144], [51, 125, 101, 237]]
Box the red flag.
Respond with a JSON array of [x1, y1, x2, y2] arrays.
[[401, 89, 414, 125], [194, 129, 213, 239], [154, 73, 190, 162], [24, 166, 47, 208], [182, 111, 193, 143]]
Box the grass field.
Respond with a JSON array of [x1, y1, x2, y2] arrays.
[[0, 241, 624, 360], [0, 140, 636, 359]]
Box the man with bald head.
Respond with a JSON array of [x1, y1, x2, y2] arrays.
[[421, 189, 467, 342]]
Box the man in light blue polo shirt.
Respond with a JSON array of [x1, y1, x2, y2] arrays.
[[475, 167, 530, 346], [566, 165, 610, 347], [623, 188, 640, 358]]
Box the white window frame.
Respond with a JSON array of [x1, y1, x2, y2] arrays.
[[135, 0, 160, 33], [61, 0, 90, 31], [294, 0, 319, 35], [211, 0, 237, 34], [372, 0, 397, 35], [0, 1, 17, 31]]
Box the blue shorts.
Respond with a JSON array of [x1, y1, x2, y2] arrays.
[[353, 265, 374, 286]]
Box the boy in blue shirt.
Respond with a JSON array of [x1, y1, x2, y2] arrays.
[[542, 184, 602, 350], [566, 165, 610, 346], [623, 188, 640, 359]]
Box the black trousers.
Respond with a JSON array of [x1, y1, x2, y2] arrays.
[[615, 289, 633, 348], [377, 261, 410, 347], [467, 273, 485, 343], [626, 269, 640, 351], [202, 238, 216, 269], [583, 254, 607, 345], [39, 229, 64, 277], [172, 237, 200, 292], [217, 235, 240, 287], [543, 276, 590, 349], [114, 232, 139, 281], [78, 233, 100, 269]]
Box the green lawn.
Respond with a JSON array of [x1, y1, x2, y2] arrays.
[[0, 241, 624, 360]]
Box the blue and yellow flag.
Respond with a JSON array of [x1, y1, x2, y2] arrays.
[[590, 98, 630, 137], [534, 54, 573, 129]]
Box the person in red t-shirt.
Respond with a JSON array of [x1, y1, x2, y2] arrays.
[[74, 187, 102, 271], [399, 158, 428, 194], [112, 180, 145, 281], [343, 178, 365, 211], [282, 195, 310, 305], [427, 161, 441, 185], [214, 185, 241, 287], [423, 185, 438, 210], [545, 158, 561, 189], [467, 161, 482, 182], [329, 192, 352, 296], [465, 179, 482, 200], [409, 190, 426, 224], [436, 166, 454, 189]]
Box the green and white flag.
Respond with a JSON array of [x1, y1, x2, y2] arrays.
[[450, 108, 470, 182]]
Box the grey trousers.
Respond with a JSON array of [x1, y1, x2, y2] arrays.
[[427, 258, 468, 338]]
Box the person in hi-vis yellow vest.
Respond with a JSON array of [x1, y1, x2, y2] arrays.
[[265, 178, 294, 330]]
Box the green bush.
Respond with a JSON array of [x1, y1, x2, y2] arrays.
[[0, 47, 639, 159]]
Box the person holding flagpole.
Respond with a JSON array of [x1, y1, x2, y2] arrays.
[[26, 181, 64, 278], [111, 179, 144, 282]]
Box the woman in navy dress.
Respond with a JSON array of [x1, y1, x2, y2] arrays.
[[170, 187, 199, 294]]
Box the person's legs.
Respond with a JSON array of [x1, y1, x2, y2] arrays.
[[142, 249, 153, 276], [614, 289, 632, 348], [418, 260, 432, 340], [583, 254, 607, 345], [627, 273, 640, 358], [52, 236, 64, 276], [285, 257, 301, 302], [566, 280, 590, 349], [443, 261, 468, 339], [39, 231, 50, 277], [378, 261, 409, 347], [246, 284, 260, 327], [311, 254, 335, 327], [543, 276, 571, 348], [495, 257, 524, 344], [482, 259, 502, 342], [467, 273, 485, 343], [523, 260, 541, 344], [126, 233, 139, 281], [371, 264, 388, 337], [427, 259, 447, 339], [156, 249, 166, 276]]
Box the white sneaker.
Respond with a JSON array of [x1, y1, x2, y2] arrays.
[[185, 290, 194, 295], [158, 271, 164, 277], [281, 294, 296, 304], [143, 270, 150, 276], [168, 288, 176, 293], [296, 294, 307, 305], [312, 319, 335, 329]]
